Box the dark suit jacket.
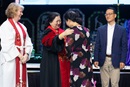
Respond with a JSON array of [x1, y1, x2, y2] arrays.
[[94, 24, 127, 68]]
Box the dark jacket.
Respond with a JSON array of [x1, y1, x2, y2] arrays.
[[94, 24, 127, 68]]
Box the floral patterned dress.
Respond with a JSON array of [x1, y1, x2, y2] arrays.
[[65, 26, 93, 87]]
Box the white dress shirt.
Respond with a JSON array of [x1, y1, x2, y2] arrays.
[[106, 23, 115, 55]]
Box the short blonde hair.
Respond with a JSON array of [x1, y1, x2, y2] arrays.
[[5, 2, 24, 18]]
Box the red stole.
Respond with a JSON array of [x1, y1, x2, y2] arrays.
[[8, 18, 27, 87]]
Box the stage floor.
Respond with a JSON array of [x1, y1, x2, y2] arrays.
[[27, 63, 130, 87]]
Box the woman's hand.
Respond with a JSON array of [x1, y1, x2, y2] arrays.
[[59, 28, 74, 40], [18, 53, 29, 64], [64, 28, 74, 36], [21, 53, 29, 64]]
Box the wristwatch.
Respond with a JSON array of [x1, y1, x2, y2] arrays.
[[26, 53, 29, 56]]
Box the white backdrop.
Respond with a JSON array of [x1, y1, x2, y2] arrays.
[[16, 0, 118, 5]]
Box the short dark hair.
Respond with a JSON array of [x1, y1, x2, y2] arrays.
[[64, 9, 82, 25], [106, 7, 117, 14], [41, 12, 60, 30]]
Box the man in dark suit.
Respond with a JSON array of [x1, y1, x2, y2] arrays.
[[94, 7, 127, 87]]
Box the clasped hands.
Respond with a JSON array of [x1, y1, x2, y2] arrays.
[[18, 53, 29, 64]]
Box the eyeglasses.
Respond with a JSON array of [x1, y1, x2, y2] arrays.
[[105, 13, 114, 16]]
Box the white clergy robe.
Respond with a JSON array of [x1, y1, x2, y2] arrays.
[[0, 19, 33, 87]]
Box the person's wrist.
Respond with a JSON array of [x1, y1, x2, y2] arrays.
[[18, 54, 22, 58], [59, 33, 65, 40]]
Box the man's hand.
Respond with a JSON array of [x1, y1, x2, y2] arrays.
[[120, 62, 125, 69], [94, 61, 99, 68]]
